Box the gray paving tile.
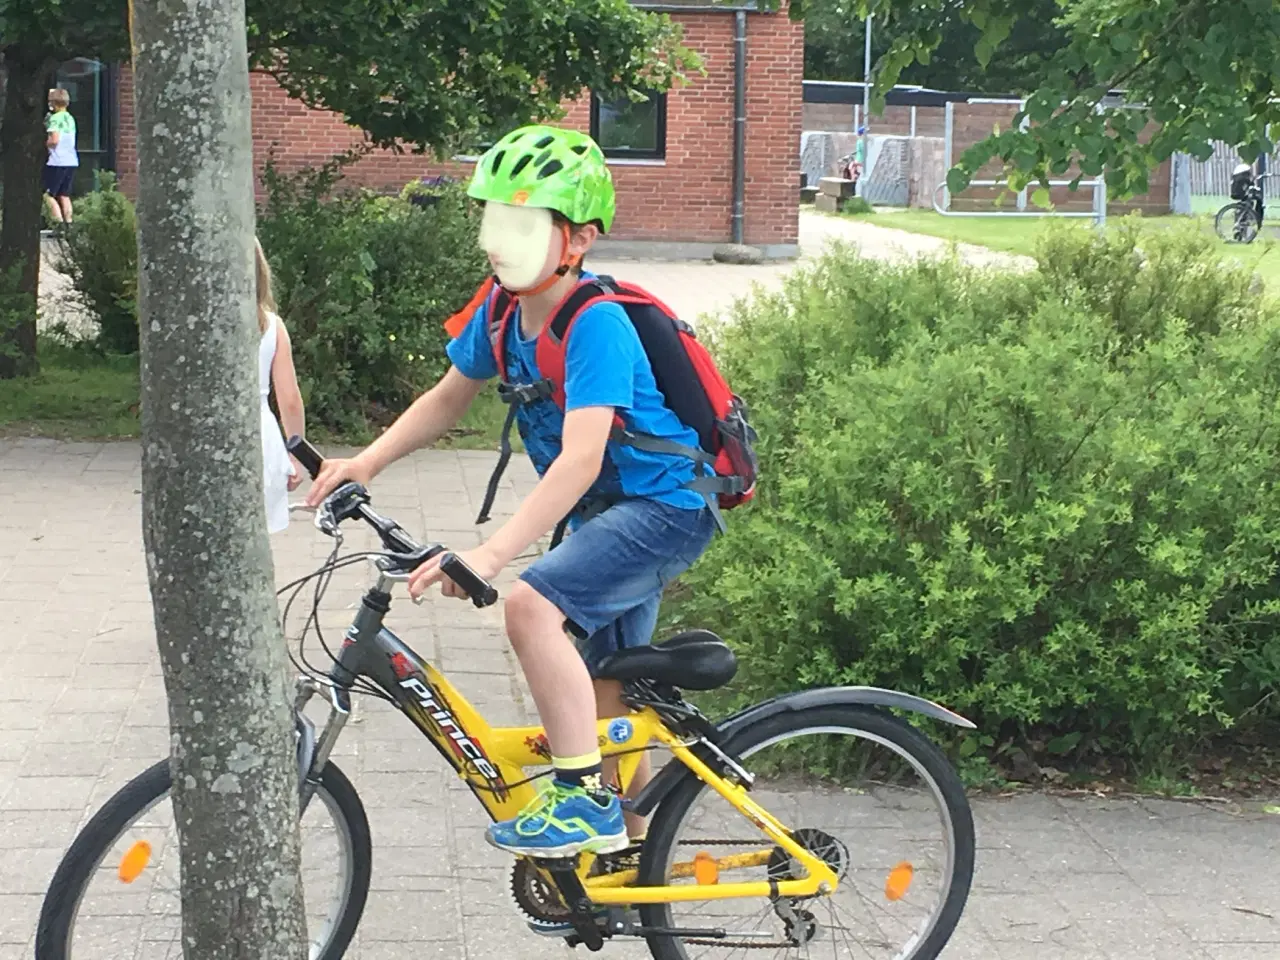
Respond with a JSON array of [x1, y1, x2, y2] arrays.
[[3, 848, 64, 894], [361, 942, 465, 960], [1159, 896, 1280, 944], [1202, 948, 1280, 960], [0, 775, 96, 811], [360, 890, 462, 941], [0, 894, 41, 944]]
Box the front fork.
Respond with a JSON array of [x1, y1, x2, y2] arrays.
[[294, 674, 352, 808]]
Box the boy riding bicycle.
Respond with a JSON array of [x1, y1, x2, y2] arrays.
[[306, 126, 718, 858]]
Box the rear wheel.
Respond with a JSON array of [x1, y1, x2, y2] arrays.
[[1216, 201, 1260, 243], [638, 705, 974, 960], [35, 759, 371, 960]]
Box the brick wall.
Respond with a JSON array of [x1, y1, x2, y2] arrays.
[[947, 101, 1170, 214], [114, 9, 802, 248]]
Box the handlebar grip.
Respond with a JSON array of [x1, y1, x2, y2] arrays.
[[439, 552, 499, 608], [286, 435, 325, 480]]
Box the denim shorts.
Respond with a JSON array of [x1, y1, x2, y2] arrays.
[[519, 498, 717, 673]]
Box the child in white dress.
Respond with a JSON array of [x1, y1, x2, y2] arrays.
[[256, 239, 305, 533]]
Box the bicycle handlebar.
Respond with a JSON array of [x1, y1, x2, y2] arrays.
[[285, 435, 498, 608]]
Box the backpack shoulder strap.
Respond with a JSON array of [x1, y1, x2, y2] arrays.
[[534, 277, 618, 408], [486, 284, 517, 383]]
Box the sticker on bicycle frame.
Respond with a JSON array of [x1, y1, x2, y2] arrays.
[[607, 718, 633, 744]]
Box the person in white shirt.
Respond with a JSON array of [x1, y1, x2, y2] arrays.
[[44, 88, 78, 224]]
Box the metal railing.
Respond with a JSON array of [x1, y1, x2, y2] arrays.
[[932, 177, 1108, 227]]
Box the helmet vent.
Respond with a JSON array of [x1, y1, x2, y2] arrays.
[[490, 150, 507, 175], [535, 135, 555, 149], [510, 153, 534, 178], [570, 144, 588, 155], [536, 159, 564, 180], [534, 149, 553, 167]]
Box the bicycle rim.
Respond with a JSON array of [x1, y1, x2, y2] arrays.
[[643, 713, 972, 960], [60, 779, 356, 960]]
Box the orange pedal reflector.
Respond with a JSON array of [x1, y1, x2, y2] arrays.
[[693, 851, 720, 885], [885, 861, 913, 901], [118, 841, 152, 883]]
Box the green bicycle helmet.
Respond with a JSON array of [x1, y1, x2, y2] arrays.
[[468, 125, 616, 233]]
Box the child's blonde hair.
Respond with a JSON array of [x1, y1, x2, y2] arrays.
[[48, 88, 70, 109], [254, 238, 277, 333]]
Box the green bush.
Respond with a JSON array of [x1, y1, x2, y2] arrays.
[[257, 159, 490, 434], [679, 227, 1280, 766], [1032, 218, 1259, 347], [62, 171, 139, 355]]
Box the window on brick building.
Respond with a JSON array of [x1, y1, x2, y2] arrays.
[[590, 92, 666, 161]]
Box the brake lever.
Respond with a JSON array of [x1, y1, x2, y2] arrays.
[[314, 506, 340, 537]]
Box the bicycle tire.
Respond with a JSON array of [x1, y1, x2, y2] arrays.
[[1215, 202, 1260, 243], [35, 758, 372, 960], [637, 704, 975, 960]]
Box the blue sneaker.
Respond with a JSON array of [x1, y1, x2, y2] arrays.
[[487, 781, 629, 858]]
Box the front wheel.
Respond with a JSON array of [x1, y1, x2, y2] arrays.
[[638, 704, 975, 960], [1216, 201, 1261, 243], [35, 759, 372, 960]]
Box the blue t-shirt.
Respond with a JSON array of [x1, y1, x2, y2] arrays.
[[447, 277, 706, 512]]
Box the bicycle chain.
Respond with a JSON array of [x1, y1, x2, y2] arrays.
[[511, 838, 820, 949], [684, 940, 793, 949]]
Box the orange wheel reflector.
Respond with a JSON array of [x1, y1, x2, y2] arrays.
[[693, 851, 720, 885], [118, 841, 152, 883], [885, 861, 913, 901]]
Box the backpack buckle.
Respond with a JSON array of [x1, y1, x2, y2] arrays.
[[498, 379, 555, 405]]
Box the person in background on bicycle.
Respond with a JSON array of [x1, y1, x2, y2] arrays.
[[305, 126, 716, 858]]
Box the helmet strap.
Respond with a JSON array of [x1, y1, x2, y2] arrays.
[[506, 221, 582, 298]]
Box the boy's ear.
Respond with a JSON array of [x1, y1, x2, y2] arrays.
[[568, 223, 600, 258]]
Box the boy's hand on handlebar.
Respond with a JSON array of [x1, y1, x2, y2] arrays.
[[305, 456, 373, 507], [409, 545, 503, 602]]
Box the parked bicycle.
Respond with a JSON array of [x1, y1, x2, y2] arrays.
[[1215, 164, 1273, 243], [36, 437, 976, 960]]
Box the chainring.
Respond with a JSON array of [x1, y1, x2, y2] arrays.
[[510, 860, 571, 923]]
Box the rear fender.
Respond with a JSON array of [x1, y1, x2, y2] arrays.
[[627, 686, 974, 818]]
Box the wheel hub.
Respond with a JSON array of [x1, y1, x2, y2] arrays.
[[766, 826, 850, 898]]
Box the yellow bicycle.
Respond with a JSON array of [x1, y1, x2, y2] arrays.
[[36, 439, 976, 960]]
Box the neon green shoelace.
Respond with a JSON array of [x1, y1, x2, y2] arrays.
[[514, 781, 588, 837]]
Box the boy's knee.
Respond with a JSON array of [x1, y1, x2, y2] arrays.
[[504, 581, 562, 644]]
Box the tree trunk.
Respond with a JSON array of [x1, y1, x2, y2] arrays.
[[0, 47, 53, 379], [132, 0, 308, 955]]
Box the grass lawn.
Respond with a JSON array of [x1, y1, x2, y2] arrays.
[[1, 339, 512, 449], [854, 208, 1280, 291], [0, 343, 140, 439]]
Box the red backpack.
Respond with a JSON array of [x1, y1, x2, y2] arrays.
[[449, 275, 758, 541]]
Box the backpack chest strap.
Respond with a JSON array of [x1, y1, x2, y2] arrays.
[[498, 379, 556, 406]]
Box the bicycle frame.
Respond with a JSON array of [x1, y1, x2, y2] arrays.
[[295, 561, 840, 905]]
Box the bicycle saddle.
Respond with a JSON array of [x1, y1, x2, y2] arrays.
[[595, 629, 738, 690]]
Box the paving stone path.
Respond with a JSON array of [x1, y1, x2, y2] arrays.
[[1, 439, 1277, 960]]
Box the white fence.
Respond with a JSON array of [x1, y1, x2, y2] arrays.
[[1174, 141, 1280, 215]]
